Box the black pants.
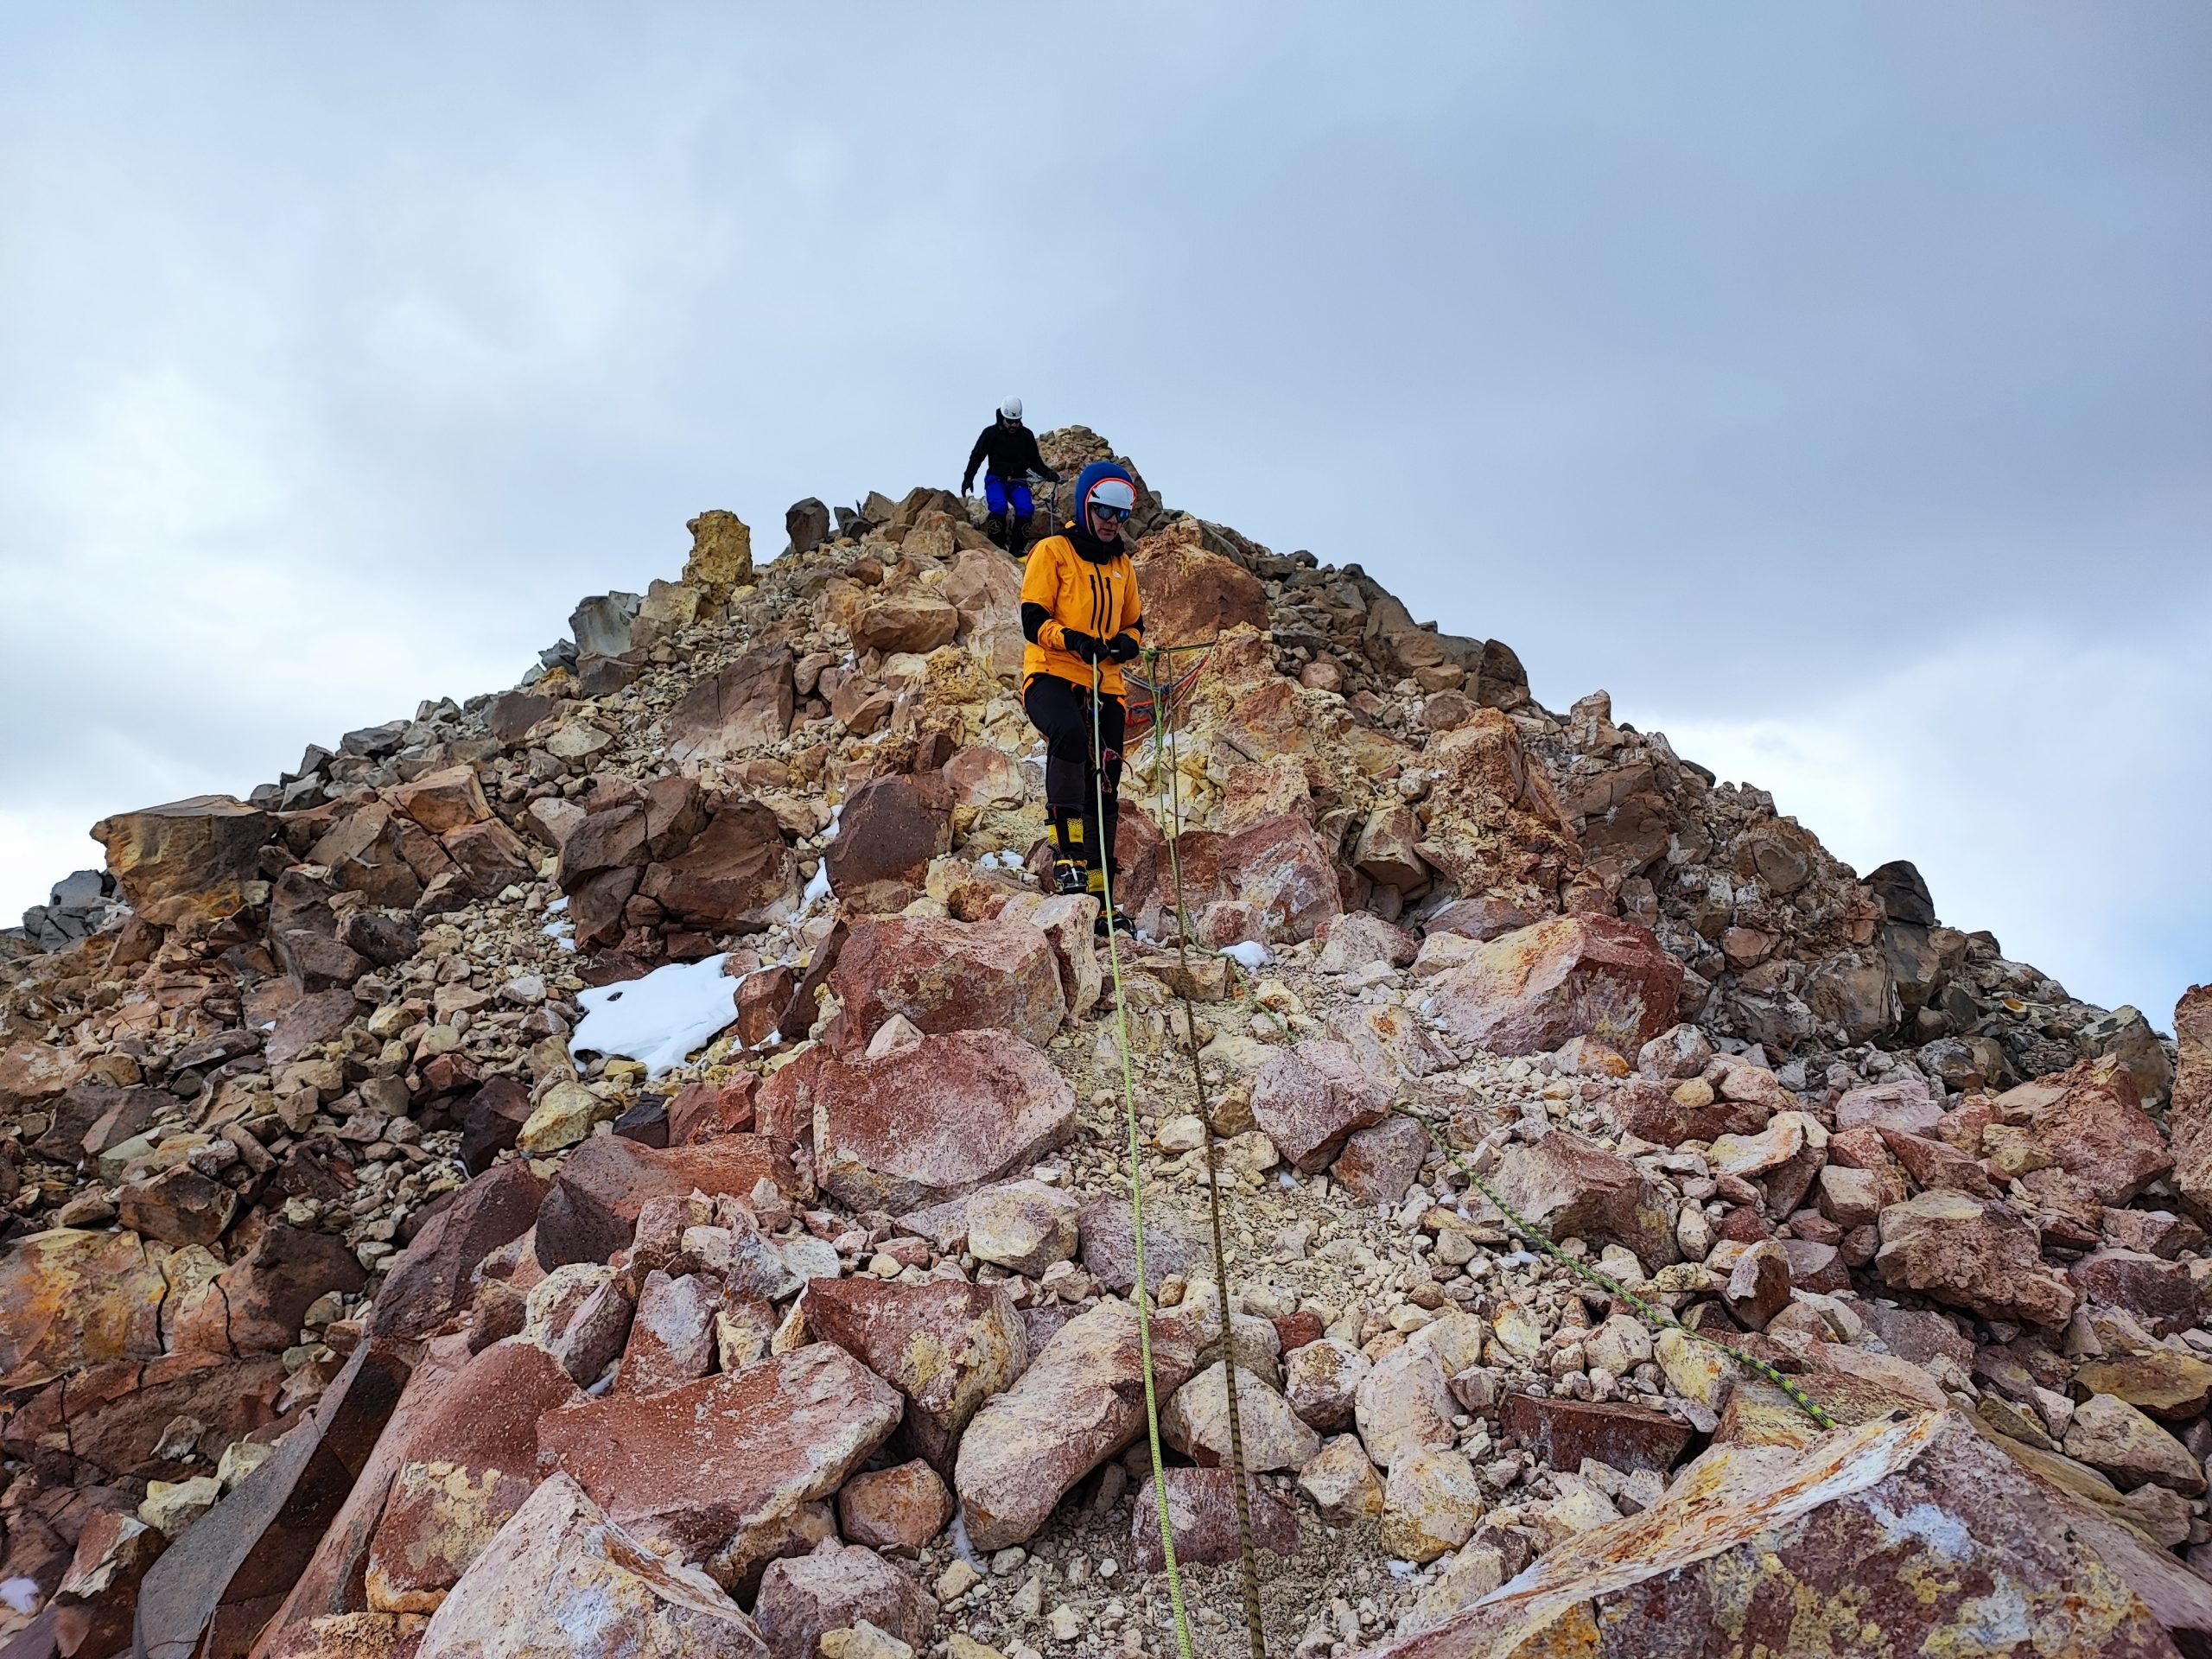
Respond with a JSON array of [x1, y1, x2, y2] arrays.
[[1025, 673, 1124, 878]]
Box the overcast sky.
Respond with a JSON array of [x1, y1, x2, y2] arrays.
[[3, 4, 2205, 1025]]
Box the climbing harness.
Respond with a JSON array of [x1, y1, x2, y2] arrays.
[[1121, 640, 1219, 744], [1143, 644, 1268, 1659], [1085, 658, 1198, 1659], [1393, 1101, 1835, 1430]]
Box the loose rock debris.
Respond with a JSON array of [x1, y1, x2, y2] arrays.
[[0, 429, 2202, 1657]]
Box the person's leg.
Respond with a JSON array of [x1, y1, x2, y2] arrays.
[[1007, 480, 1035, 555], [983, 474, 1008, 545], [1024, 676, 1093, 893], [1096, 694, 1127, 879]]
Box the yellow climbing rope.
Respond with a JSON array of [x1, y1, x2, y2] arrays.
[[1086, 657, 1198, 1659], [1147, 643, 1268, 1659]]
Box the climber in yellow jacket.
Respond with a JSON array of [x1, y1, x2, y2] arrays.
[[1020, 460, 1142, 935]]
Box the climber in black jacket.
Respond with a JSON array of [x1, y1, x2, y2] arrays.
[[962, 398, 1060, 554]]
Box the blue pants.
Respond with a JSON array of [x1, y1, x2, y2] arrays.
[[983, 474, 1033, 520]]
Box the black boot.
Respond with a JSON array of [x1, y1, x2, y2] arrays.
[[985, 512, 1007, 549], [1006, 514, 1029, 558], [1087, 791, 1135, 936]]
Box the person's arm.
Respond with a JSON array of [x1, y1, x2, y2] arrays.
[[962, 427, 991, 495], [1021, 429, 1059, 482], [1108, 564, 1144, 659], [1019, 546, 1067, 651]]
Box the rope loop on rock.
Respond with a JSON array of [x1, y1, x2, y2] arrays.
[[1391, 1101, 1836, 1431]]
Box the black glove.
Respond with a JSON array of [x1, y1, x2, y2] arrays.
[[1107, 632, 1140, 662], [1059, 630, 1109, 664]]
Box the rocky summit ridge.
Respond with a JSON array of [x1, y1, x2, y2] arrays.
[[0, 425, 2206, 1658]]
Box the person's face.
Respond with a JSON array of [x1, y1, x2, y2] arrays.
[[1088, 503, 1129, 540]]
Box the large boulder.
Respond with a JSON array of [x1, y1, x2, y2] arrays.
[[666, 645, 795, 764], [1250, 1039, 1393, 1172], [536, 1345, 902, 1586], [640, 800, 801, 934], [1357, 1411, 2212, 1657], [371, 1161, 549, 1338], [0, 1227, 169, 1389], [532, 1136, 804, 1270], [1992, 1059, 2174, 1205], [413, 1472, 767, 1658], [754, 1541, 937, 1659], [851, 593, 960, 656], [1128, 518, 1269, 648], [955, 1299, 1198, 1551], [802, 1277, 1027, 1473], [90, 795, 271, 927], [166, 1224, 366, 1356], [683, 509, 754, 597], [827, 916, 1064, 1052], [1486, 1130, 1678, 1268], [1421, 916, 1682, 1058], [758, 1032, 1075, 1214], [1875, 1191, 2077, 1328], [823, 774, 954, 898]]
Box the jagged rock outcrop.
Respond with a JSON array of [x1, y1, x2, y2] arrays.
[[0, 442, 2195, 1656]]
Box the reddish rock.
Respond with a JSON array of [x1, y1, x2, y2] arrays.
[[1334, 1115, 1433, 1206], [2070, 1249, 2200, 1338], [668, 1076, 759, 1145], [52, 1508, 166, 1659], [1250, 1039, 1393, 1172], [1129, 1465, 1300, 1572], [1421, 916, 1682, 1058], [824, 772, 955, 899], [391, 766, 492, 835], [1878, 1126, 1994, 1197], [0, 1227, 170, 1389], [1874, 1191, 2077, 1328], [556, 798, 647, 888], [826, 916, 1064, 1053], [760, 1031, 1074, 1214], [91, 794, 272, 927], [532, 1135, 803, 1270], [365, 1457, 536, 1615], [851, 592, 959, 655], [754, 1540, 937, 1659], [836, 1460, 953, 1554], [1360, 1410, 2212, 1659], [441, 818, 536, 898], [167, 1224, 366, 1356], [642, 775, 709, 860], [619, 1272, 721, 1395], [2171, 984, 2212, 1219], [2100, 1208, 2205, 1259], [401, 1340, 582, 1479], [412, 1473, 768, 1658], [1603, 1077, 1764, 1146], [1217, 815, 1344, 942], [537, 1347, 900, 1586], [1499, 1394, 1694, 1477], [1995, 1059, 2175, 1205], [666, 645, 797, 766], [371, 1161, 549, 1339], [942, 746, 1024, 809], [1128, 519, 1268, 648], [639, 801, 800, 935], [955, 1299, 1199, 1551], [1720, 1238, 1795, 1329], [6, 1351, 284, 1482], [1077, 1194, 1198, 1297], [117, 1164, 238, 1248], [1488, 1130, 1678, 1268], [1316, 912, 1419, 973], [1353, 804, 1432, 892], [802, 1277, 1027, 1473]]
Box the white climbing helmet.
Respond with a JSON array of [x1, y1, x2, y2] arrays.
[[999, 397, 1022, 421]]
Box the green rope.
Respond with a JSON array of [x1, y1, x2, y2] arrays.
[[1087, 658, 1197, 1659], [1391, 1101, 1835, 1430], [1147, 645, 1268, 1659]]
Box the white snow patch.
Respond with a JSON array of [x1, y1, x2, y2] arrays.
[[820, 803, 844, 842], [570, 953, 741, 1078], [803, 863, 833, 907], [545, 894, 569, 913], [0, 1580, 40, 1615], [1220, 940, 1271, 970]]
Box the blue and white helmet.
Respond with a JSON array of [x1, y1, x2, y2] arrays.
[[1073, 461, 1137, 526]]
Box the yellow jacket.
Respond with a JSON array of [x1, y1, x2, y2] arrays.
[[1019, 531, 1144, 699]]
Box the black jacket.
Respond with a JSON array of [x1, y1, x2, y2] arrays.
[[963, 419, 1058, 493]]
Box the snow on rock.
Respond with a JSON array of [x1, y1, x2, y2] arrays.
[[571, 953, 742, 1077]]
